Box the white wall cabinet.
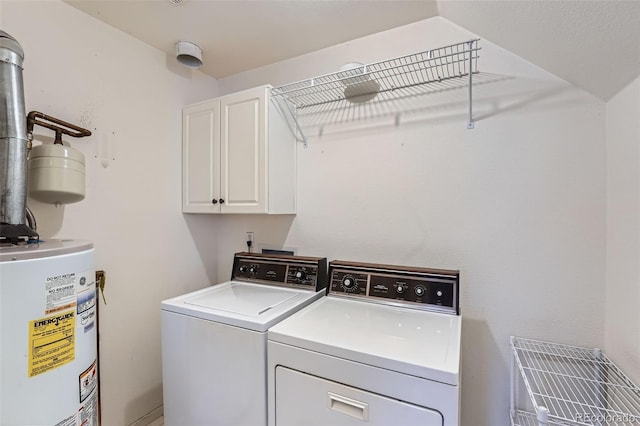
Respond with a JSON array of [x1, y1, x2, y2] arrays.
[[182, 85, 296, 214]]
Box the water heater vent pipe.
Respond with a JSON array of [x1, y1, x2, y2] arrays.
[[0, 30, 35, 241]]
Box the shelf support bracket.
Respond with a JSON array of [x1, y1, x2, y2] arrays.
[[467, 40, 475, 130], [272, 92, 308, 148], [283, 95, 308, 148]]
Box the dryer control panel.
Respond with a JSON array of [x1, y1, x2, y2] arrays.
[[329, 260, 459, 315], [232, 252, 327, 291]]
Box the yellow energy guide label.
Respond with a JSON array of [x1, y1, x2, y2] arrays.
[[28, 310, 75, 377]]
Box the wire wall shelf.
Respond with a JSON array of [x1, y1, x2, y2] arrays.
[[510, 336, 640, 426], [271, 39, 480, 146]]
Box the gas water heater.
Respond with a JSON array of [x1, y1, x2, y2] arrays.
[[1, 31, 99, 425], [0, 241, 99, 425]]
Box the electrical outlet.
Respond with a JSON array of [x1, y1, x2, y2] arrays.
[[246, 232, 255, 252]]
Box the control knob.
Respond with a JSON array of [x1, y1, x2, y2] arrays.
[[239, 265, 248, 273], [395, 285, 405, 294], [340, 274, 358, 293], [295, 270, 307, 282], [249, 264, 259, 275], [414, 285, 426, 298]]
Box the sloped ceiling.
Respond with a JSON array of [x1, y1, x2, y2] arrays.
[[64, 0, 640, 101], [438, 0, 640, 101]]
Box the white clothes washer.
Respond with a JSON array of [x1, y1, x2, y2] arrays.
[[268, 260, 461, 426], [161, 252, 327, 426]]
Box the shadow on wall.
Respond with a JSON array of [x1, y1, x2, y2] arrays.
[[183, 214, 222, 284], [27, 197, 65, 238], [460, 317, 510, 426], [183, 214, 297, 283], [287, 74, 579, 141], [472, 76, 578, 122]]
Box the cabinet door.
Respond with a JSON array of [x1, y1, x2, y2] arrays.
[[220, 87, 267, 213], [182, 100, 221, 213]]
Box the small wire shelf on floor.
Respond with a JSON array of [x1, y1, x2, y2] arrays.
[[271, 39, 480, 145], [510, 336, 640, 426]]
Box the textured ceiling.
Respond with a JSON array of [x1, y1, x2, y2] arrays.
[[438, 0, 640, 101], [64, 0, 640, 101], [63, 0, 439, 78]]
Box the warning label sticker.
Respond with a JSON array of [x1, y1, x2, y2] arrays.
[[79, 360, 98, 403], [28, 311, 75, 377], [46, 273, 77, 314], [78, 389, 98, 426]]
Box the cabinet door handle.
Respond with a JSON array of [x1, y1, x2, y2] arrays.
[[211, 199, 218, 204], [219, 199, 225, 204]]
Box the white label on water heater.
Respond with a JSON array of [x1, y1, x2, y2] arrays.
[[45, 272, 78, 314], [78, 389, 98, 426], [77, 270, 96, 333]]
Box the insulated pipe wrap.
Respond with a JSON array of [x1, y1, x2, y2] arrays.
[[0, 30, 28, 226]]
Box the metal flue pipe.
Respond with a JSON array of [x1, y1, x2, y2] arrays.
[[0, 31, 29, 235]]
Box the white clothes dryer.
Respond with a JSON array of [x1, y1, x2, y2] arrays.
[[268, 260, 461, 426], [162, 252, 327, 426]]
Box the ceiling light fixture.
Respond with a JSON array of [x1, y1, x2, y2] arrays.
[[339, 62, 380, 103], [176, 41, 202, 69]]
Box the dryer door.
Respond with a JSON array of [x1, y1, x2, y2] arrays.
[[275, 366, 443, 425]]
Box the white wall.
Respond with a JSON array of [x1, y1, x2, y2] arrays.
[[218, 18, 607, 426], [1, 1, 219, 424], [605, 76, 640, 383]]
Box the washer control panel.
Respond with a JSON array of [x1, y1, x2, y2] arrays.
[[232, 252, 327, 291], [329, 260, 459, 314]]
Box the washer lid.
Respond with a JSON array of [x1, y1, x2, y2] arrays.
[[268, 296, 461, 385], [161, 281, 324, 332], [185, 284, 299, 315]]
